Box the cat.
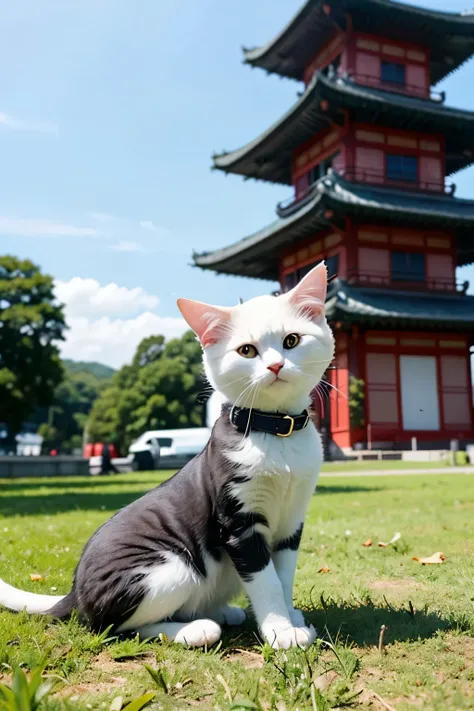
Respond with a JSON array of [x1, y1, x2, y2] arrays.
[[0, 262, 334, 650]]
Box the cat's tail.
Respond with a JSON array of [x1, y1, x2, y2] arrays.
[[0, 577, 76, 617]]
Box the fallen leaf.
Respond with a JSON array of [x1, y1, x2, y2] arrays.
[[378, 532, 401, 548], [29, 574, 44, 582], [362, 538, 373, 547], [318, 566, 331, 574], [412, 552, 446, 565]]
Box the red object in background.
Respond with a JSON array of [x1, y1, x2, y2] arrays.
[[85, 442, 118, 458], [50, 449, 58, 457]]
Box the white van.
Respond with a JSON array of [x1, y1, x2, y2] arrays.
[[128, 427, 211, 469]]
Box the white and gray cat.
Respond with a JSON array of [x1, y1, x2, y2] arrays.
[[0, 262, 334, 650]]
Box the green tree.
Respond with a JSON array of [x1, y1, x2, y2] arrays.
[[87, 331, 205, 452], [37, 423, 58, 452], [31, 364, 112, 452], [132, 335, 166, 368], [349, 376, 365, 429], [0, 256, 66, 447]]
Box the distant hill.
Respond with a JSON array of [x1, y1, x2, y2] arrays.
[[63, 359, 116, 380]]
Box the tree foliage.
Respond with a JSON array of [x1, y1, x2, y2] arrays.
[[0, 256, 66, 444], [62, 359, 115, 380], [31, 363, 112, 452], [87, 331, 206, 452], [349, 375, 365, 429]]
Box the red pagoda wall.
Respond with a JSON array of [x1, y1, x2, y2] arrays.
[[279, 224, 456, 294], [344, 33, 430, 98], [292, 124, 446, 196], [359, 332, 473, 444], [347, 125, 445, 192], [355, 225, 456, 291], [278, 226, 473, 449], [303, 27, 431, 99], [325, 330, 473, 449]]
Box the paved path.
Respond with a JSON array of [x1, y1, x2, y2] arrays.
[[320, 466, 474, 477]]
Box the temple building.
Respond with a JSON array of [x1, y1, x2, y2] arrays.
[[194, 0, 474, 450]]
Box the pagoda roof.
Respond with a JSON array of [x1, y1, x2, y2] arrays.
[[212, 72, 474, 184], [326, 279, 474, 330], [193, 174, 474, 279], [243, 0, 474, 85]]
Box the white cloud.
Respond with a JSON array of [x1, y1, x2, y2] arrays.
[[60, 313, 187, 369], [0, 216, 100, 238], [109, 240, 144, 252], [55, 277, 159, 317], [0, 112, 58, 134], [55, 277, 186, 368]]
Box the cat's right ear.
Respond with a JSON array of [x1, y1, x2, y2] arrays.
[[285, 261, 327, 320], [177, 298, 232, 348]]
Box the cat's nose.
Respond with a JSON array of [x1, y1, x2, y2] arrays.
[[267, 362, 283, 375]]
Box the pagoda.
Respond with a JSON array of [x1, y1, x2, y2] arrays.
[[194, 0, 474, 451]]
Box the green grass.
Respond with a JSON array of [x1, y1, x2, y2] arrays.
[[0, 471, 473, 710], [320, 459, 469, 472]]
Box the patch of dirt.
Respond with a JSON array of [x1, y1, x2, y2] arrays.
[[57, 677, 128, 698], [91, 650, 155, 673], [370, 579, 425, 591], [386, 694, 426, 709], [443, 634, 474, 663], [225, 649, 264, 669]]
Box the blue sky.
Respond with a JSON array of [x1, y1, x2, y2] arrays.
[[1, 0, 473, 367]]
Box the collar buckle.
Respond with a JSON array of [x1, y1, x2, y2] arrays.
[[276, 415, 295, 437]]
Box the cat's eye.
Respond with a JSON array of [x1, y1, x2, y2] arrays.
[[283, 333, 300, 350], [237, 343, 258, 359]]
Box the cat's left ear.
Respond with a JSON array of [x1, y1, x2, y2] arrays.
[[285, 261, 327, 320], [177, 298, 232, 348]]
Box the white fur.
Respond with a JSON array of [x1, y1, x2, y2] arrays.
[[123, 286, 333, 648], [0, 270, 334, 650], [0, 579, 65, 614], [204, 291, 334, 414], [118, 552, 241, 633]]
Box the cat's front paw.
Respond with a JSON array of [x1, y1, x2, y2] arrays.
[[289, 608, 306, 627], [262, 623, 317, 650]]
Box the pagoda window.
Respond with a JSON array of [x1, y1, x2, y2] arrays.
[[391, 251, 425, 283], [385, 154, 418, 182], [381, 61, 406, 88]]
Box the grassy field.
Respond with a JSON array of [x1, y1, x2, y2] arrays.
[[0, 471, 473, 710], [320, 459, 472, 473]]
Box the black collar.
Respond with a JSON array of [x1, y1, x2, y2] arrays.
[[230, 406, 310, 437]]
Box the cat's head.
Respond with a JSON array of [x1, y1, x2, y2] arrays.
[[178, 263, 335, 413]]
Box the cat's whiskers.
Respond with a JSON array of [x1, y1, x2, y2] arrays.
[[244, 381, 260, 439], [232, 381, 257, 412], [304, 359, 335, 365], [315, 378, 347, 400], [221, 374, 251, 390], [297, 369, 348, 401]]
